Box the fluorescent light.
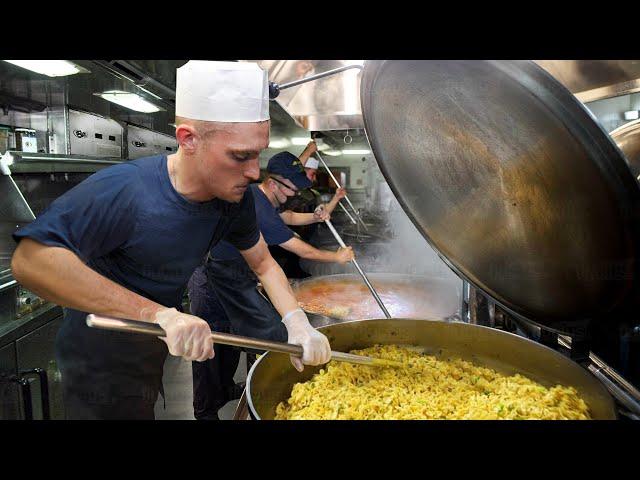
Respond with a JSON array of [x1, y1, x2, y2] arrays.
[[624, 110, 639, 121], [95, 91, 161, 113], [346, 60, 365, 67], [136, 85, 163, 100], [342, 149, 370, 155], [324, 150, 342, 156], [4, 60, 86, 77], [291, 137, 311, 146], [317, 143, 331, 151], [269, 138, 291, 149]]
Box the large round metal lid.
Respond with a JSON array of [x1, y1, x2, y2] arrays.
[[360, 60, 640, 328], [611, 119, 640, 182]]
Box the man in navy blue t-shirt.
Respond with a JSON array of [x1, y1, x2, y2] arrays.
[[9, 61, 332, 419], [188, 151, 354, 419]]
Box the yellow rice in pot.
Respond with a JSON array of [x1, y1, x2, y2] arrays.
[[275, 344, 591, 420]]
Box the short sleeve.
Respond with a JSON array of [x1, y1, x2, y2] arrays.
[[259, 208, 293, 246], [224, 188, 260, 251], [12, 164, 139, 263]]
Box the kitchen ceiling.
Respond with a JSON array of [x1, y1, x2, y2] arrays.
[[0, 60, 311, 148]]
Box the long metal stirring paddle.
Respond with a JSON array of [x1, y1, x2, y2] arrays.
[[315, 152, 369, 231], [317, 208, 392, 319], [86, 315, 401, 368], [338, 202, 357, 225]]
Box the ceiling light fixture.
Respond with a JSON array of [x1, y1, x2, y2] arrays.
[[269, 138, 291, 149], [95, 91, 162, 113], [324, 150, 342, 156], [4, 60, 88, 77], [342, 149, 370, 155], [290, 137, 311, 146]]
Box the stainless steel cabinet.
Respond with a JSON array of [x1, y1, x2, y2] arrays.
[[15, 316, 65, 419], [0, 342, 20, 419]]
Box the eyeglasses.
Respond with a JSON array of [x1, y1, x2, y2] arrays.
[[271, 177, 302, 196]]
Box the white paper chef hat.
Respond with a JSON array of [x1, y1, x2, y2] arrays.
[[175, 61, 269, 122], [305, 158, 319, 169]]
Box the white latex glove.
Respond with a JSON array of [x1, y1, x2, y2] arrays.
[[153, 308, 214, 362], [313, 204, 330, 223], [282, 308, 331, 372]]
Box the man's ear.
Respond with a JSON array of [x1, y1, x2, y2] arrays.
[[266, 178, 275, 191], [175, 124, 198, 152]]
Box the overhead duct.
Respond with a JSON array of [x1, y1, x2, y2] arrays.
[[534, 60, 640, 102], [247, 60, 640, 134], [244, 60, 365, 132]]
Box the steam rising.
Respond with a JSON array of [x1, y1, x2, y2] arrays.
[[301, 179, 462, 291], [380, 195, 461, 284]]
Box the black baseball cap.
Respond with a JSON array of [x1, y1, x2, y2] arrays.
[[266, 152, 312, 189]]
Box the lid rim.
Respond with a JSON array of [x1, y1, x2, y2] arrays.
[[360, 60, 640, 330]]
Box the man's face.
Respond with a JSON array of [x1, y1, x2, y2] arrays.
[[194, 120, 270, 202], [305, 168, 317, 183], [270, 176, 299, 205]]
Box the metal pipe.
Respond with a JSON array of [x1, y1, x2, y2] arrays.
[[232, 389, 250, 420], [588, 364, 640, 417], [315, 152, 368, 231], [510, 318, 640, 417], [114, 60, 177, 100], [278, 65, 363, 91], [556, 335, 640, 416], [321, 217, 392, 319]]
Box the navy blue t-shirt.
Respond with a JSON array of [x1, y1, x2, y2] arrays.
[[210, 184, 294, 260], [12, 155, 260, 380]]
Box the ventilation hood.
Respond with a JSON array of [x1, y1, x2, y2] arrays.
[[243, 60, 364, 132]]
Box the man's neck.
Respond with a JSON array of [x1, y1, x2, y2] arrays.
[[258, 182, 279, 208], [167, 152, 215, 203]]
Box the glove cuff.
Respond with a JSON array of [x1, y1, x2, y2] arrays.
[[282, 308, 304, 324]]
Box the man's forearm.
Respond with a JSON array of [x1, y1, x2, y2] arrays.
[[299, 246, 339, 263], [255, 259, 300, 317], [298, 146, 314, 165], [325, 195, 341, 215], [11, 239, 164, 321], [280, 237, 340, 263], [281, 211, 317, 226]]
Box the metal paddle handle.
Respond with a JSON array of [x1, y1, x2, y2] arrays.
[[322, 218, 392, 319], [315, 152, 368, 231], [86, 314, 303, 355], [85, 315, 400, 367]]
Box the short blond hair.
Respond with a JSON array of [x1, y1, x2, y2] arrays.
[[174, 116, 231, 139]]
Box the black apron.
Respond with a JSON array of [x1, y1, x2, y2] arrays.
[[57, 205, 239, 420], [56, 309, 167, 420], [187, 259, 287, 418], [203, 256, 287, 342]]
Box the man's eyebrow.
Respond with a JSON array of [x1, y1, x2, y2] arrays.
[[228, 148, 261, 155]]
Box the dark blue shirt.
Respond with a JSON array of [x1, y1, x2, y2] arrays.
[[14, 155, 260, 307], [12, 155, 260, 379], [210, 184, 294, 260]]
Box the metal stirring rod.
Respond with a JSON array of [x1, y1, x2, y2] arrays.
[[315, 152, 369, 231], [86, 315, 402, 368], [338, 202, 357, 225], [318, 209, 392, 319]]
